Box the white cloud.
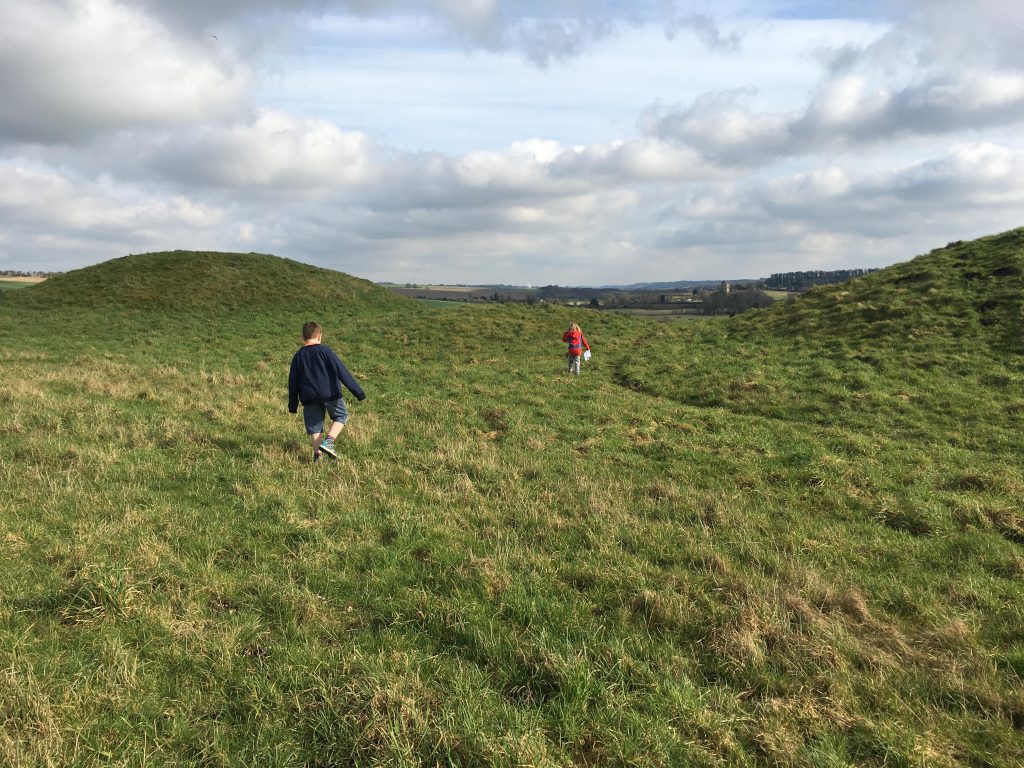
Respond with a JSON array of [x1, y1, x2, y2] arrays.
[[645, 1, 1024, 165], [662, 6, 740, 51], [640, 90, 794, 165], [0, 161, 228, 270], [690, 142, 1024, 243], [548, 138, 724, 187], [0, 164, 219, 232], [890, 0, 1024, 72], [151, 110, 378, 190], [0, 0, 249, 145], [883, 142, 1024, 206], [645, 67, 1024, 165], [931, 71, 1024, 112], [128, 119, 723, 218], [132, 0, 742, 65]]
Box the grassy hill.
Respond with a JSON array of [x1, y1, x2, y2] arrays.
[[1, 241, 1022, 766], [741, 230, 1023, 351], [6, 250, 398, 312]]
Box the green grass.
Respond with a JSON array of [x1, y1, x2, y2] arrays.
[[605, 308, 720, 323], [0, 280, 37, 292], [417, 299, 468, 308], [1, 240, 1023, 766]]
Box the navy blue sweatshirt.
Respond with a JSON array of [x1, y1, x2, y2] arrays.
[[288, 343, 365, 413]]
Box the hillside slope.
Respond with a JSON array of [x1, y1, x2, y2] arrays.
[[614, 228, 1024, 433], [740, 228, 1024, 354], [5, 250, 404, 312]]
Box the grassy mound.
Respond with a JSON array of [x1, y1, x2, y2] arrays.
[[6, 250, 402, 313], [0, 235, 1022, 766], [616, 227, 1024, 426], [740, 227, 1024, 353]]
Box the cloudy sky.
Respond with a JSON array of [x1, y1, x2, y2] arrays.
[[2, 1, 1024, 284]]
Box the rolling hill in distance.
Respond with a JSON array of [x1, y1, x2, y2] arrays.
[[14, 250, 399, 311], [1, 231, 1022, 766]]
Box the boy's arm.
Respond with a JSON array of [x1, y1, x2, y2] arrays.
[[288, 355, 300, 413], [329, 349, 366, 401]]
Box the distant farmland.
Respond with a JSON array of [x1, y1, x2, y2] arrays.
[[606, 306, 721, 322], [0, 276, 46, 292], [385, 284, 538, 302], [384, 281, 779, 322]]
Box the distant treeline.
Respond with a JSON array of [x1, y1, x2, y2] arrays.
[[1, 269, 61, 277], [389, 281, 779, 317], [765, 268, 877, 290]]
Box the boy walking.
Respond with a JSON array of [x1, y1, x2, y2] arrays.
[[288, 321, 365, 461]]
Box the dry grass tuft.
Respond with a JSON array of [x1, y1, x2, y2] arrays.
[[0, 664, 65, 766], [828, 588, 871, 623]]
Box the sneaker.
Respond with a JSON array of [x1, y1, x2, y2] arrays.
[[313, 451, 322, 463], [319, 436, 338, 458]]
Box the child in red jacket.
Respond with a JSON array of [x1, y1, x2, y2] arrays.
[[562, 322, 590, 376]]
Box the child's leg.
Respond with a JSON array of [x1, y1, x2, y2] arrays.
[[303, 403, 327, 453], [324, 398, 349, 440]]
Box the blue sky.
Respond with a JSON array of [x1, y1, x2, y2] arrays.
[[2, 1, 1023, 283]]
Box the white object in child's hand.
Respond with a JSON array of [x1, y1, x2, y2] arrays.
[[583, 350, 591, 362]]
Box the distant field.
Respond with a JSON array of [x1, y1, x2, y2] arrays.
[[0, 277, 45, 291], [419, 284, 479, 292], [392, 286, 486, 300], [390, 285, 539, 301], [607, 307, 719, 323], [417, 298, 467, 308]]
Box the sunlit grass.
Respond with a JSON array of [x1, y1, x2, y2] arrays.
[[1, 239, 1023, 766]]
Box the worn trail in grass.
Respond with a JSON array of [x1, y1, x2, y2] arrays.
[[1, 239, 1023, 766]]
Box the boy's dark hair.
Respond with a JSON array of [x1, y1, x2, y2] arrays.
[[302, 321, 322, 340]]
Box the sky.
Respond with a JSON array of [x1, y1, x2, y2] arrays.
[[2, 1, 1024, 284]]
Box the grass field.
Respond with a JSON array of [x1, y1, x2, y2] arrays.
[[605, 307, 717, 323], [0, 277, 45, 292], [416, 298, 469, 308], [1, 235, 1023, 766]]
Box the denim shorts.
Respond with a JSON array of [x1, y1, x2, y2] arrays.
[[302, 398, 348, 434]]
